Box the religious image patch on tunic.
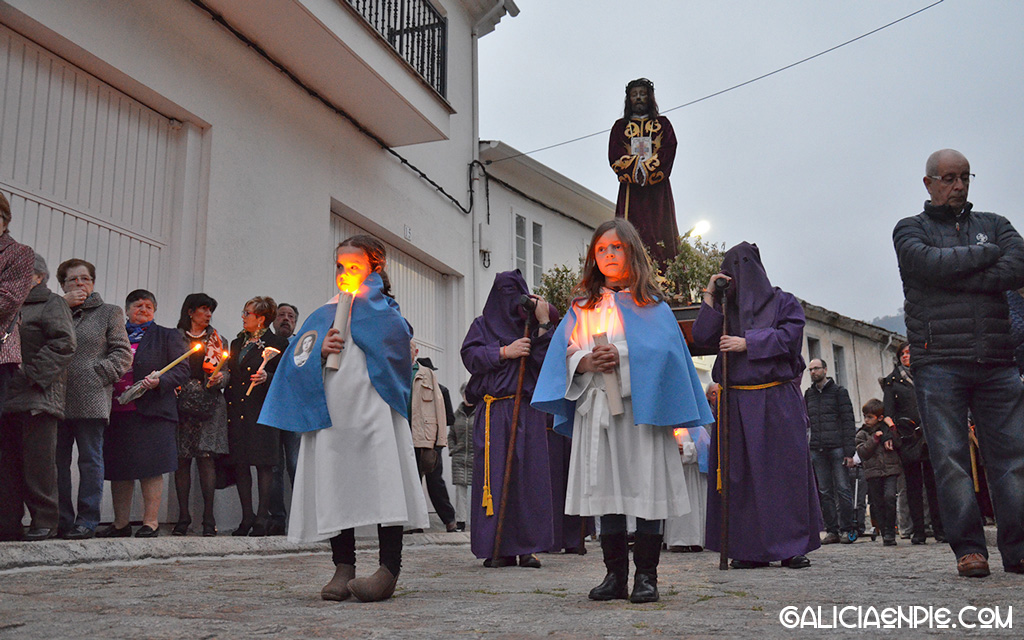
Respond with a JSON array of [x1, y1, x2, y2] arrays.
[[294, 330, 318, 367]]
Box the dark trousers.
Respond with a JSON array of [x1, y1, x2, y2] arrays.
[[0, 411, 60, 533], [902, 457, 944, 541], [269, 430, 300, 525], [329, 525, 403, 576], [810, 446, 855, 534], [56, 418, 107, 531], [915, 363, 1024, 565], [424, 447, 455, 525], [866, 475, 898, 539]]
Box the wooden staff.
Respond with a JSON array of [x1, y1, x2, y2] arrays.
[[717, 278, 731, 571], [491, 295, 535, 564]]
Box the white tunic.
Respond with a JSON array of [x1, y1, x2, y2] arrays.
[[563, 292, 691, 520], [288, 342, 429, 543], [664, 431, 708, 546]]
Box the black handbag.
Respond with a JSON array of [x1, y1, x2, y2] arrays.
[[177, 378, 219, 420]]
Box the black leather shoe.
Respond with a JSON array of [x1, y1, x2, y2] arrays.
[[202, 522, 218, 537], [730, 559, 769, 569], [24, 528, 57, 541], [248, 519, 268, 537], [232, 520, 254, 537], [781, 555, 811, 569], [483, 556, 516, 568], [134, 525, 159, 538], [518, 553, 541, 568], [96, 523, 132, 538], [588, 572, 628, 600], [64, 525, 95, 540], [266, 520, 287, 536], [172, 520, 191, 536], [911, 537, 926, 545]]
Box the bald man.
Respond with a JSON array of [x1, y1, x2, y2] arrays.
[[893, 149, 1024, 578]]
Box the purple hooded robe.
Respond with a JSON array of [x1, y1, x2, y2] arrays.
[[692, 242, 823, 562], [461, 271, 556, 559]]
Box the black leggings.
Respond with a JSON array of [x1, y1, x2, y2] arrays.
[[329, 525, 403, 576]]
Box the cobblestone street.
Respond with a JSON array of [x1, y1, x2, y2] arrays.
[[1, 530, 1020, 638]]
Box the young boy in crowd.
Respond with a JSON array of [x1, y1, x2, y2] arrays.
[[855, 399, 902, 546]]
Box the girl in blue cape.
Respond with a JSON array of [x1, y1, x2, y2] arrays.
[[259, 235, 427, 603], [533, 219, 712, 604]]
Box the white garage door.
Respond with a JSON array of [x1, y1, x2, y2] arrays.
[[330, 214, 449, 367], [0, 24, 178, 301]]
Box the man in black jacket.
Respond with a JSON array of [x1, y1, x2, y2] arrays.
[[804, 359, 856, 545], [893, 148, 1024, 578]]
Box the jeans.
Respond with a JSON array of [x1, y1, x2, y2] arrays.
[[902, 457, 944, 541], [810, 447, 855, 534], [56, 419, 108, 531], [915, 362, 1024, 566], [269, 430, 301, 524]]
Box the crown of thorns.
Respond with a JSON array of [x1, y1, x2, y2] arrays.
[[625, 78, 655, 92]]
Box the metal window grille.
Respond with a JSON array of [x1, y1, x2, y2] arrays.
[[345, 0, 448, 97]]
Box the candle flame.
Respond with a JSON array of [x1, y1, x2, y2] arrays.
[[262, 347, 281, 360], [674, 428, 686, 445], [222, 350, 229, 358], [192, 343, 203, 352]]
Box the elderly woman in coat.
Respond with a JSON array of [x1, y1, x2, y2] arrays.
[[225, 296, 288, 536], [0, 254, 76, 541], [54, 258, 132, 540], [97, 289, 190, 538]]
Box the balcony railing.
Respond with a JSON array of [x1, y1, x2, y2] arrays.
[[345, 0, 448, 98]]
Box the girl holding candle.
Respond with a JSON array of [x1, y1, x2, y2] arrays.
[[533, 218, 712, 603], [98, 290, 192, 538], [224, 296, 288, 537], [259, 235, 427, 603], [172, 293, 229, 537]]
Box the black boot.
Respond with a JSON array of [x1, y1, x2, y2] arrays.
[[630, 531, 662, 603], [589, 532, 629, 601]]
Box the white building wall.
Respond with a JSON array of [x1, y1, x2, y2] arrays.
[[0, 0, 498, 526]]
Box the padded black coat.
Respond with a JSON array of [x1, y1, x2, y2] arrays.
[[893, 201, 1024, 368], [804, 378, 856, 457]]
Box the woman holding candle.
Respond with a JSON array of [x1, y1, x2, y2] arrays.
[[533, 218, 713, 604], [97, 290, 192, 538], [259, 235, 427, 603], [172, 293, 229, 537], [224, 296, 287, 537]]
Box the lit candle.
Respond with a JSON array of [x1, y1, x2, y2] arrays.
[[325, 289, 356, 371], [593, 332, 624, 416], [246, 346, 282, 396], [158, 343, 203, 376], [206, 350, 230, 387]]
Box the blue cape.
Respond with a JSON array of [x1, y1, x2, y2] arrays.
[[258, 272, 413, 432], [686, 426, 711, 474], [532, 294, 713, 437]]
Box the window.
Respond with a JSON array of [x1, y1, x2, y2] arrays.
[[832, 344, 847, 388], [807, 337, 821, 362], [513, 213, 544, 289]]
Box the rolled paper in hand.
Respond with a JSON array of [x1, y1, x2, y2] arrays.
[[246, 347, 281, 396], [206, 350, 230, 388], [325, 291, 354, 371], [158, 343, 203, 376], [593, 332, 624, 416]]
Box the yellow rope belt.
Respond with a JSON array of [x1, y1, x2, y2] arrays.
[[481, 394, 514, 517], [716, 380, 786, 491]]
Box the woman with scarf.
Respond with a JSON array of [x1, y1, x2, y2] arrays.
[[97, 290, 191, 538], [224, 296, 288, 537], [692, 242, 823, 569], [881, 341, 945, 545], [172, 293, 229, 536]]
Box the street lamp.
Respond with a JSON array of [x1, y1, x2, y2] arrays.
[[682, 220, 711, 239]]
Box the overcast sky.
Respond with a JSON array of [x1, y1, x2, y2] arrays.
[[478, 0, 1024, 323]]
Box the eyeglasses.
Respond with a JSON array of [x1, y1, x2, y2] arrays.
[[65, 276, 93, 284], [927, 173, 974, 186], [241, 310, 255, 318]]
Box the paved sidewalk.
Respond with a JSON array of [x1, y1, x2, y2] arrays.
[[0, 529, 1019, 638]]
